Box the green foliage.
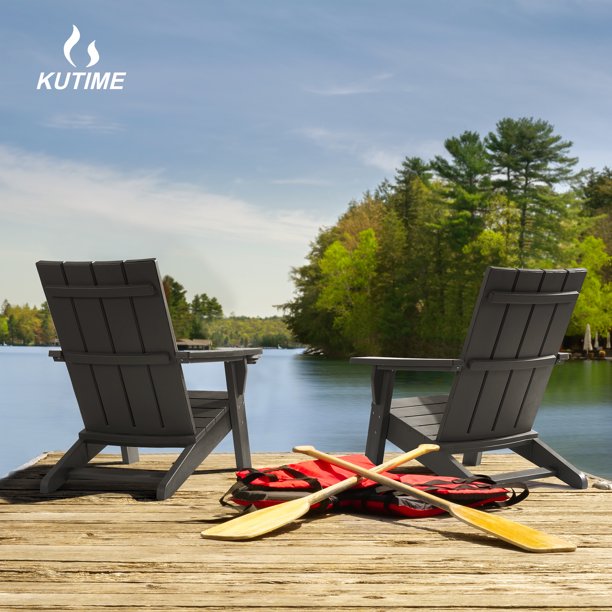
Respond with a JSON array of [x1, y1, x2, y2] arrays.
[[431, 131, 491, 194], [162, 275, 192, 339], [205, 316, 297, 348], [583, 167, 612, 213], [191, 293, 223, 321], [566, 236, 612, 335], [159, 276, 292, 347], [582, 167, 612, 284], [372, 207, 411, 354], [38, 302, 55, 345], [485, 117, 579, 266], [0, 315, 9, 344], [162, 276, 228, 341], [190, 293, 223, 338], [284, 116, 611, 357], [0, 300, 56, 345], [317, 229, 380, 354], [283, 227, 345, 355]]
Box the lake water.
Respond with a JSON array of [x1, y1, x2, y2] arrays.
[[0, 347, 610, 479]]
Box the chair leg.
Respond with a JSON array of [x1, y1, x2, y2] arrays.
[[418, 449, 476, 480], [462, 451, 483, 466], [156, 419, 230, 500], [121, 446, 140, 464], [513, 439, 588, 489], [365, 367, 395, 465], [387, 418, 476, 480], [225, 359, 251, 469], [41, 439, 105, 494]]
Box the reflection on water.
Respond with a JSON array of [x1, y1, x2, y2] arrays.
[[1, 347, 610, 478]]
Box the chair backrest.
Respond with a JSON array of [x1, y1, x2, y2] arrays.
[[37, 259, 195, 440], [437, 267, 585, 442]]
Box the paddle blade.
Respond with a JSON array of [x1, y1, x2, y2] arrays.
[[201, 498, 311, 540], [451, 505, 576, 553]]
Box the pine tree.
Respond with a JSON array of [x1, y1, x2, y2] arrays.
[[485, 117, 579, 265], [162, 275, 192, 339], [431, 131, 492, 194]]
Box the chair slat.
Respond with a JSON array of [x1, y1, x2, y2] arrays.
[[63, 262, 135, 432], [469, 269, 546, 438], [63, 352, 171, 366], [36, 261, 108, 430], [439, 267, 518, 440], [122, 260, 195, 435], [488, 290, 579, 305], [491, 270, 566, 434], [45, 284, 156, 299], [91, 260, 172, 435], [514, 269, 586, 432], [467, 355, 557, 371]]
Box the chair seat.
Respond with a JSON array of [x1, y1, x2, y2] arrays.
[[191, 405, 230, 437], [390, 395, 447, 439], [188, 390, 229, 408]]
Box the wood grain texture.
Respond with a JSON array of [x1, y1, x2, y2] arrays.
[[0, 451, 610, 610]]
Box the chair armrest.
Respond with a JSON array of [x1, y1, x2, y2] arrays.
[[177, 348, 262, 364], [350, 357, 463, 372], [50, 348, 262, 364]]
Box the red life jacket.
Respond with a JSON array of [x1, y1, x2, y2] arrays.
[[221, 454, 528, 518]]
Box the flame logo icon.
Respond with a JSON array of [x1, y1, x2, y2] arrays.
[[63, 25, 99, 68]]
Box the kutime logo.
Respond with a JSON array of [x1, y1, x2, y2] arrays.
[[37, 25, 127, 91]]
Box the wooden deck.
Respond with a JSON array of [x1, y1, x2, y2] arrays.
[[0, 451, 610, 611]]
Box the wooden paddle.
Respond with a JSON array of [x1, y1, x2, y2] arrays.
[[201, 443, 440, 540], [294, 446, 576, 553]]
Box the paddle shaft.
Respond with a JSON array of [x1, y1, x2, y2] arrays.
[[294, 446, 460, 512], [304, 443, 440, 506], [294, 446, 576, 552], [201, 444, 439, 540]]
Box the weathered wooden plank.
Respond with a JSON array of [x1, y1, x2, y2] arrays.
[[0, 452, 610, 611], [0, 609, 604, 612], [1, 579, 611, 609]]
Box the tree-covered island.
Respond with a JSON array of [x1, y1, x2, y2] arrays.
[[283, 117, 612, 357], [2, 117, 611, 355]]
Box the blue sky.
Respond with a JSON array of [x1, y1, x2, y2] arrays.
[[1, 0, 611, 316]]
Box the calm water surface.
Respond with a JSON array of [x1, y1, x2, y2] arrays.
[[0, 347, 610, 478]]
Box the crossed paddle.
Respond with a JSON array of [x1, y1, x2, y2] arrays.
[[201, 444, 575, 553]]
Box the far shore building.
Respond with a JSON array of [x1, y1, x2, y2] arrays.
[[176, 338, 212, 350]]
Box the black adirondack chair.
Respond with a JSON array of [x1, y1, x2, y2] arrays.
[[37, 259, 262, 499], [352, 267, 588, 488]]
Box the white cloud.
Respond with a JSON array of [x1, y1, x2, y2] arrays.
[[0, 145, 323, 244], [42, 113, 124, 133], [304, 84, 378, 96], [297, 126, 353, 150], [0, 145, 331, 316], [303, 72, 393, 97], [360, 149, 403, 174], [296, 127, 441, 175]]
